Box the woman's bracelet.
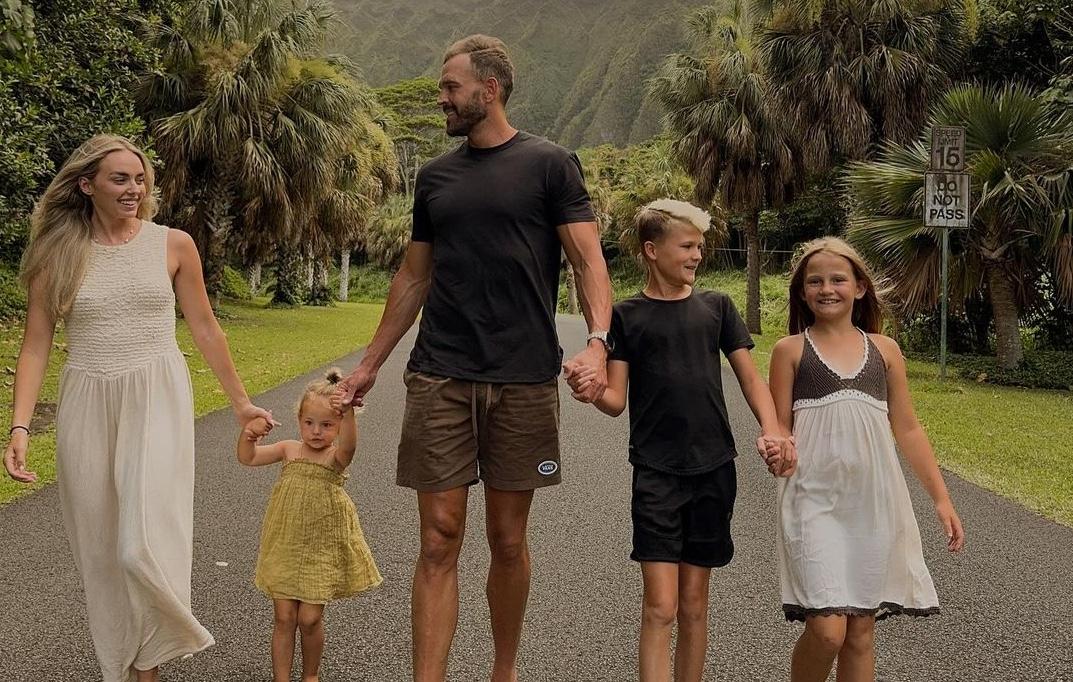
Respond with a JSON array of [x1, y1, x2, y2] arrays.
[[9, 425, 30, 437]]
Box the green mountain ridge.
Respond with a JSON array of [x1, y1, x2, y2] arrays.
[[332, 0, 712, 148]]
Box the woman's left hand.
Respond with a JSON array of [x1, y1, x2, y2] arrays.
[[233, 401, 278, 436], [935, 499, 965, 552]]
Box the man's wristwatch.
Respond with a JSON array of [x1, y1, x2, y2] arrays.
[[587, 330, 613, 352]]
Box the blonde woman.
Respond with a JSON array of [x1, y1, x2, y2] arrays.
[[2, 134, 274, 682]]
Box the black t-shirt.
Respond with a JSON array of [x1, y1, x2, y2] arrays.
[[609, 289, 755, 474], [407, 131, 595, 382]]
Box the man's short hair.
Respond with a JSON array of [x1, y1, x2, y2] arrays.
[[443, 34, 515, 104]]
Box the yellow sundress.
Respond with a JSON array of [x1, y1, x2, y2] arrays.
[[254, 459, 382, 603]]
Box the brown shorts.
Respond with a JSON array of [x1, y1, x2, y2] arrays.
[[397, 370, 561, 492]]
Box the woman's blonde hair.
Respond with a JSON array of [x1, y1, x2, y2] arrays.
[[787, 237, 886, 334], [20, 134, 158, 319], [297, 368, 347, 417]]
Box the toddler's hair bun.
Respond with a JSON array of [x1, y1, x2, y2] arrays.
[[325, 368, 343, 384]]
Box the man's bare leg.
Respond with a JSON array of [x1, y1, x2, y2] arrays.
[[412, 487, 469, 682], [485, 485, 535, 682]]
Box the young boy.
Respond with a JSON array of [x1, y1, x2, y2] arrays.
[[564, 199, 795, 682]]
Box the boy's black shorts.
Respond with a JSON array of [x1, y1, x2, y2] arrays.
[[630, 460, 737, 568]]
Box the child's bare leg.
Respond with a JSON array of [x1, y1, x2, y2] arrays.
[[272, 599, 299, 682], [297, 602, 326, 682], [835, 615, 875, 682], [639, 561, 679, 682], [673, 563, 711, 682], [791, 614, 846, 682], [134, 667, 159, 682]]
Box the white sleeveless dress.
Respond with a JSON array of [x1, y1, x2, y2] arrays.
[[776, 329, 940, 622], [55, 222, 214, 681]]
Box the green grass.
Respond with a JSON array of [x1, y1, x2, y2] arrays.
[[609, 267, 1073, 526], [0, 298, 384, 504]]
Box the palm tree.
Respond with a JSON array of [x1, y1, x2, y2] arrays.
[[314, 114, 398, 304], [650, 1, 801, 333], [758, 0, 972, 171], [140, 0, 390, 305], [362, 192, 414, 272], [845, 83, 1073, 368]]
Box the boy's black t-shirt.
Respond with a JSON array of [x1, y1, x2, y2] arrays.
[[408, 131, 595, 383], [609, 289, 755, 474]]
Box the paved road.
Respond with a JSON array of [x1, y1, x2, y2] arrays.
[[1, 317, 1071, 681]]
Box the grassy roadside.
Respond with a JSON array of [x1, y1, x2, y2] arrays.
[[0, 298, 384, 504], [611, 268, 1073, 527]]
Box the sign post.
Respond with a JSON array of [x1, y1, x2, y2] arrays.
[[925, 126, 971, 380]]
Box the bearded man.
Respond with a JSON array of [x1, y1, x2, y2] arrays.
[[336, 35, 613, 682]]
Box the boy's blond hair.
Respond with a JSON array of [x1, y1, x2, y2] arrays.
[[635, 199, 712, 247]]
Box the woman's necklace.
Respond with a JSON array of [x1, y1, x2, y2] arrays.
[[91, 225, 136, 245]]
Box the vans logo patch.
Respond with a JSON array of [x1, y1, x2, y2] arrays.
[[537, 460, 559, 476]]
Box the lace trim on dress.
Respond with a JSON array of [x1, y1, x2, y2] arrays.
[[783, 602, 940, 623], [792, 389, 888, 413], [804, 327, 869, 380]]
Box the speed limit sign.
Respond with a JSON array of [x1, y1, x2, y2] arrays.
[[931, 126, 965, 172], [927, 125, 970, 381]]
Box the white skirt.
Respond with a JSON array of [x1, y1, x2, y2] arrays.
[[56, 350, 214, 681]]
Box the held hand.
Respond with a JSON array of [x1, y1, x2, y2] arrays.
[[935, 500, 965, 552], [335, 364, 377, 409], [776, 458, 797, 478], [234, 402, 278, 438], [776, 435, 798, 478], [562, 360, 598, 397], [3, 430, 37, 483], [564, 344, 607, 403], [243, 416, 272, 443], [756, 435, 783, 471], [758, 435, 797, 478]]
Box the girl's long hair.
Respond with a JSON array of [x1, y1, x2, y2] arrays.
[[20, 134, 158, 320], [787, 237, 886, 334]]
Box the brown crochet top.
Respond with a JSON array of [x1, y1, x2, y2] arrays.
[[792, 329, 888, 411]]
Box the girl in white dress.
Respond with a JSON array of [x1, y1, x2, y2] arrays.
[[3, 135, 275, 682], [766, 237, 965, 682]]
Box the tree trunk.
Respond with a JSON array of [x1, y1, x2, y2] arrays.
[[200, 192, 232, 311], [247, 262, 261, 295], [887, 313, 902, 343], [985, 260, 1023, 369], [565, 261, 579, 315], [743, 209, 762, 335], [307, 258, 332, 306], [338, 250, 350, 302], [306, 257, 315, 289], [272, 249, 304, 306]]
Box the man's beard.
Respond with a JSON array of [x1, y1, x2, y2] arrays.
[[444, 91, 488, 137]]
